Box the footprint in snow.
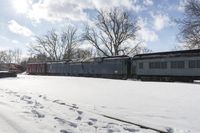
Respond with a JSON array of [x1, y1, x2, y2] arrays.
[[107, 123, 119, 126], [89, 118, 97, 122], [123, 127, 140, 132], [20, 96, 34, 104], [76, 116, 82, 121], [102, 123, 119, 129], [54, 117, 66, 124], [33, 101, 44, 109], [39, 95, 49, 101], [53, 100, 67, 106], [106, 123, 122, 133], [87, 121, 93, 126], [85, 118, 98, 126], [107, 128, 120, 133], [54, 117, 77, 128], [15, 94, 20, 97], [31, 110, 45, 118], [21, 95, 32, 100], [60, 129, 72, 133], [72, 104, 78, 109], [69, 107, 76, 111], [76, 110, 83, 115]]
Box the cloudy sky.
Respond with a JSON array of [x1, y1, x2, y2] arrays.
[[0, 0, 187, 55]]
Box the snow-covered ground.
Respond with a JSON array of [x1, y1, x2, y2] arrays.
[[0, 75, 200, 133]]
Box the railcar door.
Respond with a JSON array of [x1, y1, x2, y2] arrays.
[[131, 59, 137, 78], [127, 58, 131, 78]]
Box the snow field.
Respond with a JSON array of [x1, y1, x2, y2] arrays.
[[0, 75, 200, 133]]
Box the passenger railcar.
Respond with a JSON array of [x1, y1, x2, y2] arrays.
[[81, 56, 131, 79], [69, 62, 83, 76], [132, 49, 200, 81], [47, 62, 66, 75], [96, 56, 131, 79]]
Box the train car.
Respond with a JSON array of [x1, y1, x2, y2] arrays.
[[132, 49, 200, 82], [0, 71, 17, 78], [9, 64, 24, 73], [27, 63, 47, 75], [81, 56, 131, 79], [47, 61, 66, 75], [68, 62, 82, 76]]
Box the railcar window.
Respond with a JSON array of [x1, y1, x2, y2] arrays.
[[189, 60, 200, 68], [161, 62, 167, 69], [149, 62, 167, 69], [171, 61, 185, 69], [139, 63, 143, 69]]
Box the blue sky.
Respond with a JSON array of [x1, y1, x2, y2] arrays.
[[0, 0, 187, 56]]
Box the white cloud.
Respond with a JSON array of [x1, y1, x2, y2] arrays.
[[92, 0, 133, 10], [92, 0, 153, 12], [28, 0, 88, 22], [12, 0, 151, 23], [143, 0, 153, 6], [137, 18, 158, 42], [12, 0, 32, 14], [151, 13, 171, 31], [177, 0, 188, 12], [8, 20, 33, 37]]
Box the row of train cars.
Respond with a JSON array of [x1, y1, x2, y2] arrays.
[[27, 49, 200, 82]]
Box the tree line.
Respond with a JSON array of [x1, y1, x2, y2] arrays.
[[29, 8, 150, 62], [29, 0, 200, 63], [30, 2, 200, 63]]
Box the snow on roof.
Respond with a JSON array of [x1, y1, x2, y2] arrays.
[[133, 49, 200, 59]]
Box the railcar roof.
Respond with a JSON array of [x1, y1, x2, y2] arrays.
[[68, 55, 130, 63], [27, 62, 46, 64], [27, 55, 130, 64], [81, 55, 130, 62], [133, 49, 200, 59]]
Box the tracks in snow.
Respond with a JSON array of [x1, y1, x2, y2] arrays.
[[54, 98, 171, 133], [101, 114, 170, 133], [0, 88, 172, 133]]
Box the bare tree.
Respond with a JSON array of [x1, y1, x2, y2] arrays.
[[6, 50, 14, 63], [62, 26, 80, 60], [12, 49, 22, 64], [177, 0, 200, 49], [0, 51, 7, 63], [74, 48, 93, 59], [82, 8, 140, 56], [0, 49, 22, 64], [29, 29, 59, 60], [30, 26, 79, 61], [27, 54, 51, 63]]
